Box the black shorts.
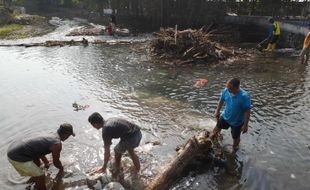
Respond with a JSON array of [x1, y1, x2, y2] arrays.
[[216, 117, 243, 139]]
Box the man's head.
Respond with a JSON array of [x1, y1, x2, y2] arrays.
[[57, 123, 75, 141], [88, 112, 104, 130], [269, 17, 274, 24], [227, 78, 240, 95]]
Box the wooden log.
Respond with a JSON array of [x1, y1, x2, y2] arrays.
[[0, 39, 139, 48], [146, 132, 213, 190]]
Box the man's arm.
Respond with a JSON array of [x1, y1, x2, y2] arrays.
[[304, 33, 310, 48], [51, 144, 64, 171], [214, 100, 224, 120], [102, 145, 111, 172], [241, 110, 251, 133], [40, 155, 50, 169]]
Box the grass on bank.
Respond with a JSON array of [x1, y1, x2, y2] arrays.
[[0, 24, 23, 38]]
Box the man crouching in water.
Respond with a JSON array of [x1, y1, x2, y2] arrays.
[[88, 112, 142, 174], [7, 124, 75, 190]]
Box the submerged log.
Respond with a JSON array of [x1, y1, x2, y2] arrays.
[[0, 39, 136, 47], [147, 131, 220, 190]]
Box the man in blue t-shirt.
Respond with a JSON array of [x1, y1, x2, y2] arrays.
[[212, 78, 251, 152]]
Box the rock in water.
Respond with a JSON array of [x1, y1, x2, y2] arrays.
[[93, 180, 103, 190], [86, 170, 112, 189], [103, 182, 125, 190]]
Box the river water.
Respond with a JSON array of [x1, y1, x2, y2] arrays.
[[0, 20, 309, 190]]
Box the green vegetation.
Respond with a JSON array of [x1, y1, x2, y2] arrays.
[[0, 24, 23, 38]]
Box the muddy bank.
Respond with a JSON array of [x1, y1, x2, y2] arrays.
[[0, 9, 55, 39]]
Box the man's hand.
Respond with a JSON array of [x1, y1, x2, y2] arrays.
[[214, 110, 220, 120], [241, 124, 248, 134], [40, 156, 51, 170], [214, 101, 224, 120], [44, 162, 51, 170], [95, 165, 107, 174]]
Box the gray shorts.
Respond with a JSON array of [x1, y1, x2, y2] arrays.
[[114, 130, 142, 154]]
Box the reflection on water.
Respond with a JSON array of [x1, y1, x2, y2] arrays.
[[0, 41, 309, 190]]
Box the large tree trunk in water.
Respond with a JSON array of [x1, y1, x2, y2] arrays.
[[146, 131, 217, 190]]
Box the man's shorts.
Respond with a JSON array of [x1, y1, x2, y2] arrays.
[[114, 130, 142, 154], [216, 117, 243, 139], [8, 158, 44, 177]]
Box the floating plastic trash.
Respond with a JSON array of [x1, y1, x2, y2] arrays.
[[72, 102, 90, 111], [193, 79, 208, 88]]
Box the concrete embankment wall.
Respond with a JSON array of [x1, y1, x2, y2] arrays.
[[224, 16, 308, 49]]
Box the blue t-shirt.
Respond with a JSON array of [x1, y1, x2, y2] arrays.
[[220, 88, 251, 127]]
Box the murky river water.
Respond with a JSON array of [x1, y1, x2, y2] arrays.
[[0, 20, 309, 190]]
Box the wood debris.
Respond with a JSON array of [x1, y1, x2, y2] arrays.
[[151, 27, 237, 65]]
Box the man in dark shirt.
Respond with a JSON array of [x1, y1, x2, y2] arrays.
[[7, 124, 75, 190], [88, 112, 142, 174]]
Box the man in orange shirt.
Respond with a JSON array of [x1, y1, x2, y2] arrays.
[[300, 24, 310, 64]]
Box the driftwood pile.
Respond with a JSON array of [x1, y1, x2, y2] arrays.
[[151, 27, 237, 65]]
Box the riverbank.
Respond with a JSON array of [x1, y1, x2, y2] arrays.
[[0, 7, 55, 39]]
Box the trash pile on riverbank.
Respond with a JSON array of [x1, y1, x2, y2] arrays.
[[151, 27, 237, 65]]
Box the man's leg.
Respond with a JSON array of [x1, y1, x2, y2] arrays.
[[271, 43, 276, 51], [232, 138, 240, 153], [300, 48, 306, 64], [128, 148, 140, 172], [33, 175, 47, 190], [301, 55, 305, 64], [263, 43, 272, 51], [114, 151, 122, 171], [212, 116, 229, 139], [231, 126, 242, 153], [305, 51, 310, 65]]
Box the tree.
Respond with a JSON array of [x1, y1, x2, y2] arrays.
[[3, 0, 12, 8]]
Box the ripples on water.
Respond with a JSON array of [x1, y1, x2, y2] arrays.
[[0, 42, 309, 190]]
